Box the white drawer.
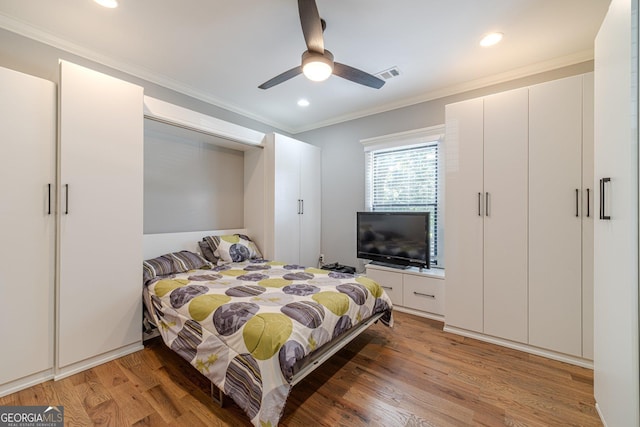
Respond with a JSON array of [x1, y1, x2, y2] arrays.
[[402, 274, 444, 315], [365, 267, 403, 306]]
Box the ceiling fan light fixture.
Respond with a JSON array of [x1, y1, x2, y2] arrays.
[[302, 51, 334, 82]]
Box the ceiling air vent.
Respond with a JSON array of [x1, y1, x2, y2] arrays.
[[375, 66, 401, 81]]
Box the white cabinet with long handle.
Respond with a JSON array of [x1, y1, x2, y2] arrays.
[[445, 73, 594, 365], [528, 74, 593, 358], [592, 0, 639, 423], [444, 87, 528, 342], [0, 66, 56, 396], [57, 61, 144, 377], [247, 133, 321, 267], [483, 88, 529, 343]]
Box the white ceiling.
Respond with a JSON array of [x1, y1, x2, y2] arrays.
[[0, 0, 610, 133]]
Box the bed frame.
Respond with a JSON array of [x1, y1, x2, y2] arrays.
[[143, 229, 386, 407]]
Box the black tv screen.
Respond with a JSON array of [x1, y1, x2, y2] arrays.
[[357, 211, 430, 269]]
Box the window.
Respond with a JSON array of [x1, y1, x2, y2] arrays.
[[362, 125, 444, 267]]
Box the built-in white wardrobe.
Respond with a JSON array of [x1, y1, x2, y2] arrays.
[[0, 66, 56, 396], [57, 61, 144, 378], [444, 73, 594, 365], [444, 87, 529, 343], [0, 61, 145, 398], [245, 133, 321, 267], [528, 74, 594, 358], [592, 0, 639, 423]]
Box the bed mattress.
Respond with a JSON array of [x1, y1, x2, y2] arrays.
[[144, 258, 393, 426]]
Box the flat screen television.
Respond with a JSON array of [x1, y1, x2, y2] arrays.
[[357, 211, 430, 269]]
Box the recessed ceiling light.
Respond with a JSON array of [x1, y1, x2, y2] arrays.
[[480, 32, 503, 47], [94, 0, 118, 8], [297, 99, 310, 107]]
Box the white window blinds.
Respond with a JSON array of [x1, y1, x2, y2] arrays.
[[362, 126, 444, 267]]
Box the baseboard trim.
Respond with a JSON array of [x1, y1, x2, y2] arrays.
[[54, 342, 143, 380], [595, 403, 608, 427], [394, 306, 444, 322], [0, 369, 55, 398], [443, 325, 593, 369]]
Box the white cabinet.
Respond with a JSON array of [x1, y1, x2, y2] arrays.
[[582, 72, 594, 360], [364, 267, 404, 306], [528, 74, 593, 357], [443, 98, 484, 332], [247, 133, 321, 267], [444, 87, 528, 342], [57, 61, 144, 377], [593, 0, 639, 424], [483, 88, 529, 343], [445, 75, 594, 363], [365, 264, 444, 319], [0, 66, 56, 396]]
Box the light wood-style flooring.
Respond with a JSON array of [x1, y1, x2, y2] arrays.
[[0, 312, 602, 426]]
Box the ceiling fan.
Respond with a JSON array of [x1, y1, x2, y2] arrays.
[[258, 0, 385, 90]]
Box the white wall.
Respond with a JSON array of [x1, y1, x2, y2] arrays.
[[144, 120, 245, 233], [295, 62, 595, 270]]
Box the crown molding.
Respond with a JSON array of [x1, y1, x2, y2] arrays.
[[0, 12, 289, 132], [0, 12, 594, 135], [290, 49, 594, 134]]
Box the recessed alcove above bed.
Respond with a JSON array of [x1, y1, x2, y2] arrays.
[[142, 96, 266, 234]]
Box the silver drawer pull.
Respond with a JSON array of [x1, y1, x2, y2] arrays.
[[414, 292, 435, 299], [382, 286, 393, 290]]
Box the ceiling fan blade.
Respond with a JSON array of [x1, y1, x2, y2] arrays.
[[298, 0, 324, 53], [333, 62, 385, 89], [258, 66, 303, 89]]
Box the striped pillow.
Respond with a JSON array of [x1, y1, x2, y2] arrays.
[[143, 251, 211, 285], [143, 255, 176, 285], [199, 239, 218, 263], [166, 251, 211, 272]]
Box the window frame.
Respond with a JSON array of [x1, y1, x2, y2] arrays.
[[361, 125, 445, 268]]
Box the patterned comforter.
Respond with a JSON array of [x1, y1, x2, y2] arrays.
[[144, 259, 393, 426]]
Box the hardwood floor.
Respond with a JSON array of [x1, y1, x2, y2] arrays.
[[0, 311, 602, 426]]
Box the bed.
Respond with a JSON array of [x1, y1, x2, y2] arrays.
[[142, 230, 393, 426]]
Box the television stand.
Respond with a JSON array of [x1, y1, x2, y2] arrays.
[[365, 263, 445, 321]]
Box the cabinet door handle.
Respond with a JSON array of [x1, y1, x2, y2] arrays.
[[413, 291, 435, 299], [599, 178, 611, 220], [382, 285, 393, 291], [301, 199, 304, 215], [485, 192, 489, 217], [65, 184, 69, 215], [47, 183, 51, 215], [586, 188, 590, 218], [575, 188, 579, 217], [297, 199, 301, 214], [478, 192, 482, 216]]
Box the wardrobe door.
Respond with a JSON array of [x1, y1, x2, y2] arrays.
[[581, 72, 594, 360], [58, 61, 143, 373], [593, 0, 639, 423], [483, 88, 528, 343], [444, 98, 484, 332], [298, 142, 321, 267], [0, 67, 55, 393], [272, 134, 302, 263], [528, 75, 583, 356]]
